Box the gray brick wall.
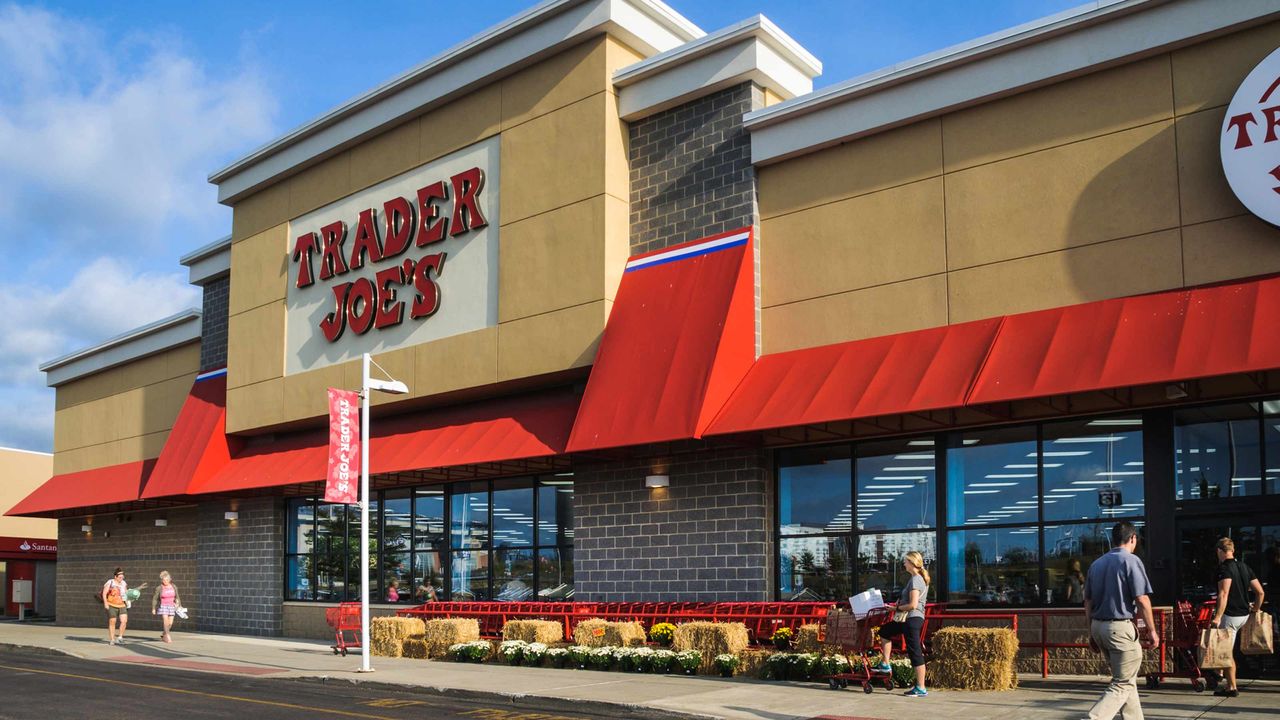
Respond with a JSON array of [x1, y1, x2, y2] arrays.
[[574, 447, 773, 601], [199, 276, 229, 371], [55, 508, 198, 630], [196, 497, 282, 635], [629, 83, 763, 254]]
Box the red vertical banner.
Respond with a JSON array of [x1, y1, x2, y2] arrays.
[[325, 388, 361, 504]]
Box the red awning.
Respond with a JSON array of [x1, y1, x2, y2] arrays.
[[5, 459, 155, 517], [706, 318, 1003, 435], [190, 389, 579, 494], [140, 370, 236, 500], [968, 275, 1280, 405], [567, 228, 756, 451]]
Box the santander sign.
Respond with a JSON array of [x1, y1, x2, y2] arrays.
[[1222, 46, 1280, 227]]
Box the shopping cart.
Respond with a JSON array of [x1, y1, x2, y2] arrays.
[[821, 606, 897, 694], [325, 601, 362, 656], [1143, 599, 1220, 692]]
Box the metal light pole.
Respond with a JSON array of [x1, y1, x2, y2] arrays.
[[359, 352, 408, 673]]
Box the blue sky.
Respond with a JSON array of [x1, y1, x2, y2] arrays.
[[0, 0, 1081, 452]]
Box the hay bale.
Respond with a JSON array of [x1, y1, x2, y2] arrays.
[[929, 627, 1019, 690], [370, 616, 425, 658], [502, 619, 564, 644], [421, 618, 480, 658], [572, 618, 646, 648], [402, 638, 431, 660], [739, 648, 773, 679], [795, 624, 823, 653], [673, 622, 750, 672]]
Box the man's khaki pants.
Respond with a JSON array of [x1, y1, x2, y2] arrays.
[[1088, 619, 1144, 720]]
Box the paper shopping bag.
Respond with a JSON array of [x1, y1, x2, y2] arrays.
[[1198, 628, 1235, 669], [1239, 611, 1274, 656]]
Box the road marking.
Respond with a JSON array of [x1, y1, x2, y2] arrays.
[[459, 710, 584, 720], [361, 699, 427, 708], [0, 663, 391, 719]]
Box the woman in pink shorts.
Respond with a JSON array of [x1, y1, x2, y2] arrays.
[[150, 570, 183, 643]]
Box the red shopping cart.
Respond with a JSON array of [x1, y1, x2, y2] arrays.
[[325, 602, 362, 657], [821, 606, 897, 694], [1143, 599, 1220, 692]]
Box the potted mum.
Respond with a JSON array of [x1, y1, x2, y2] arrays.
[[676, 649, 702, 675], [649, 622, 676, 647], [771, 626, 794, 651], [713, 654, 740, 678]]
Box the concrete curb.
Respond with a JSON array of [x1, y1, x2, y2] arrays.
[[291, 674, 720, 720], [0, 641, 86, 660]]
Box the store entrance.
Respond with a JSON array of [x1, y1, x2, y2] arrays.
[[1175, 516, 1279, 677]]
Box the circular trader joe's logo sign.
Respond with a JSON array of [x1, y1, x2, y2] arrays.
[[1223, 46, 1280, 226]]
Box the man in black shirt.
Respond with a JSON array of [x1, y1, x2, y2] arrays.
[[1211, 537, 1266, 697]]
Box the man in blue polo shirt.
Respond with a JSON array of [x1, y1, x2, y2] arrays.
[[1083, 521, 1159, 720]]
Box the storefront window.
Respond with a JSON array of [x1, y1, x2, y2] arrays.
[[452, 482, 489, 549], [855, 438, 934, 531], [1043, 417, 1144, 521], [538, 479, 574, 546], [494, 548, 535, 600], [947, 526, 1040, 606], [778, 446, 851, 535], [491, 480, 534, 547], [538, 547, 573, 599], [285, 476, 574, 602], [779, 536, 852, 601], [451, 550, 489, 600], [946, 427, 1038, 527], [1175, 403, 1264, 500]]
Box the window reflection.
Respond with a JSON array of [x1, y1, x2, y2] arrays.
[[414, 489, 445, 551], [858, 532, 935, 601], [1043, 418, 1144, 522], [1043, 523, 1110, 605], [451, 482, 490, 548], [780, 536, 852, 601], [537, 548, 574, 599], [1176, 404, 1263, 500], [947, 427, 1038, 527], [778, 446, 851, 535], [538, 480, 575, 546], [492, 480, 534, 547], [855, 439, 935, 531], [451, 550, 489, 600], [494, 548, 535, 600], [947, 527, 1040, 606]]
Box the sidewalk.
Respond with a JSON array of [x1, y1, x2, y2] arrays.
[[0, 622, 1275, 719]]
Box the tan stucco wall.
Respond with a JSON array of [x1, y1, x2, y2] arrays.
[[50, 343, 199, 474], [758, 21, 1280, 353], [0, 447, 55, 538], [226, 36, 640, 433]]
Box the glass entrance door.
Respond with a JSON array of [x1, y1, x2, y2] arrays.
[[1175, 517, 1279, 677]]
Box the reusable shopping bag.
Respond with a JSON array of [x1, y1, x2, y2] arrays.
[[1198, 627, 1235, 669], [1239, 611, 1274, 655]]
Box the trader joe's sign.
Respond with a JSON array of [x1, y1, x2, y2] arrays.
[[1222, 46, 1280, 227], [285, 137, 499, 374]]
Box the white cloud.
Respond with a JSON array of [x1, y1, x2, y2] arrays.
[[0, 3, 277, 251], [0, 258, 201, 452]]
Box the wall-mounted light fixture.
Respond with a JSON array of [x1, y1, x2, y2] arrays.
[[645, 474, 670, 488], [154, 518, 168, 527], [224, 511, 239, 521], [80, 524, 92, 533]]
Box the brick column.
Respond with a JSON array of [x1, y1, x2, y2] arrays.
[[629, 83, 762, 255], [199, 276, 229, 371], [196, 497, 282, 635], [574, 447, 773, 601]]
